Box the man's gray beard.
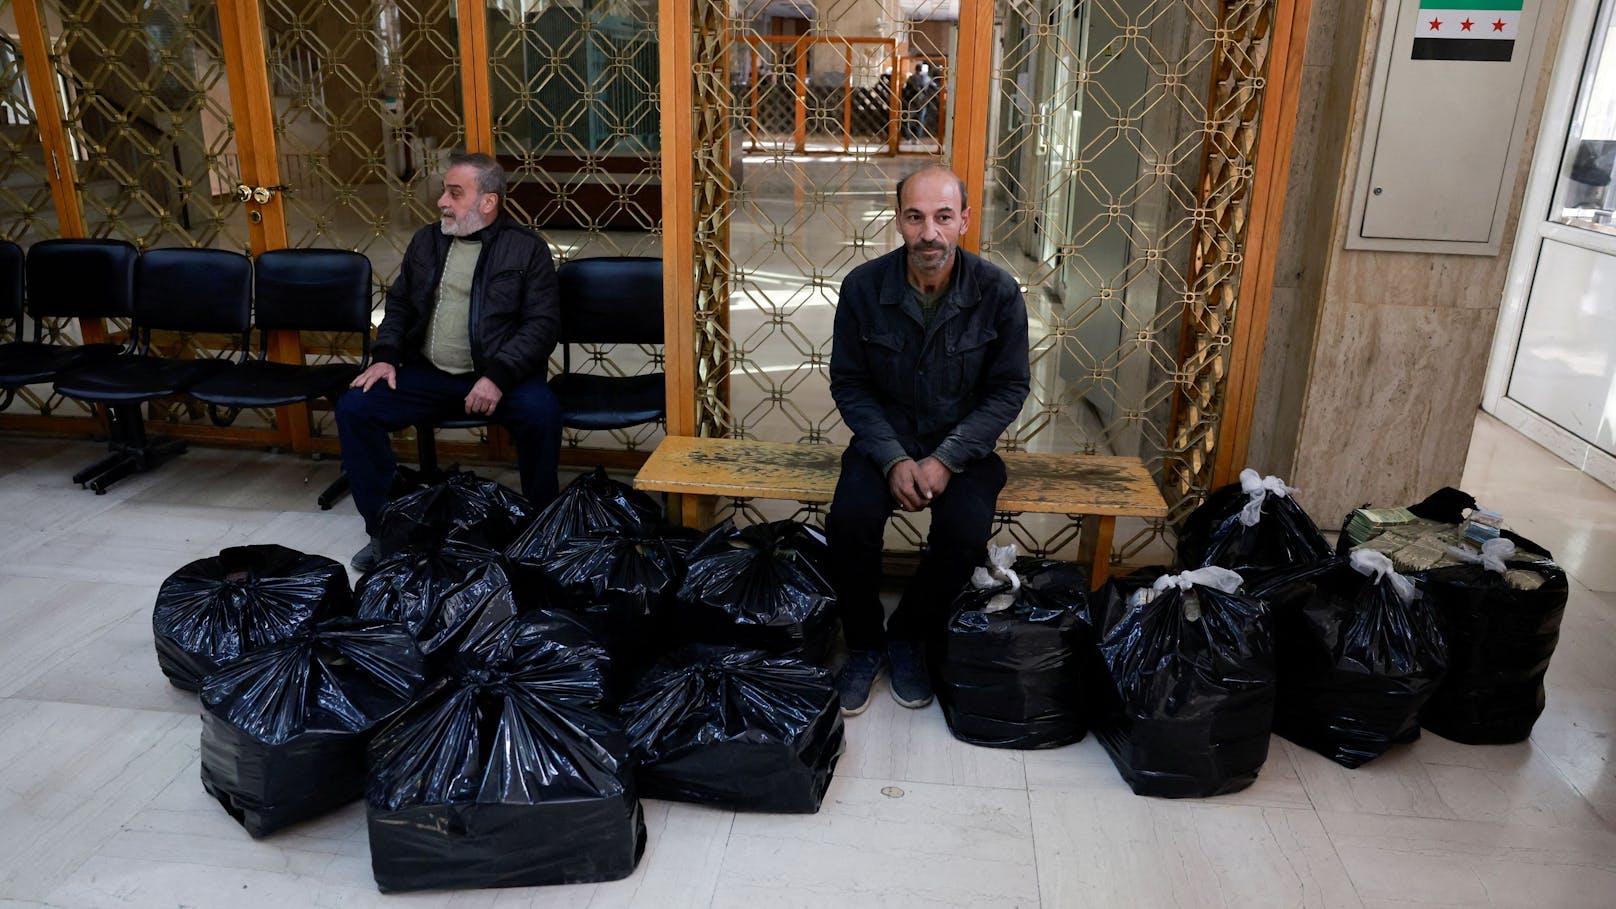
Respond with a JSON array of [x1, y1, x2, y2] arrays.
[[439, 213, 488, 237]]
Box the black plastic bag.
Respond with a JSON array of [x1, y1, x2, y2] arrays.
[[154, 544, 351, 691], [1088, 566, 1276, 798], [365, 610, 644, 892], [937, 551, 1091, 749], [673, 520, 840, 665], [1178, 469, 1333, 587], [354, 539, 517, 666], [623, 645, 844, 812], [514, 527, 699, 672], [506, 466, 663, 566], [374, 469, 535, 557], [1419, 540, 1567, 744], [199, 617, 426, 837], [1254, 551, 1447, 767]]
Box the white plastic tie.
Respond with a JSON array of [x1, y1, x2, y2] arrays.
[[1446, 537, 1517, 574], [1238, 468, 1298, 527], [1152, 565, 1245, 595], [971, 543, 1021, 612], [1349, 548, 1418, 604]]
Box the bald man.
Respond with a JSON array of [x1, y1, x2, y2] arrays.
[[826, 165, 1031, 715]]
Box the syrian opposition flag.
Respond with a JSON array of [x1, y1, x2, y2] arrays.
[[1412, 1, 1523, 62]]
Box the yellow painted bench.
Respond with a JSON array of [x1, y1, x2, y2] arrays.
[[632, 436, 1169, 587]]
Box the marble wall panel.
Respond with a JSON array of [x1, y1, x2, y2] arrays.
[[1289, 301, 1497, 520]]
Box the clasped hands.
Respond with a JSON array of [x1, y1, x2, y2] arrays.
[[888, 456, 952, 512], [350, 362, 504, 416]]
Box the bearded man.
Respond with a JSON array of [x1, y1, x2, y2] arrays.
[[336, 152, 562, 571]]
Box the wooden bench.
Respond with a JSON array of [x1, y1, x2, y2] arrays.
[[632, 436, 1168, 587]]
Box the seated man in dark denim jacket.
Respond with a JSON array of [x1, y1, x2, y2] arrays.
[[828, 165, 1030, 715]]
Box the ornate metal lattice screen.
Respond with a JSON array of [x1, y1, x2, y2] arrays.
[[686, 0, 955, 547], [977, 0, 1277, 558], [14, 0, 249, 427], [0, 8, 53, 250], [489, 0, 664, 454], [684, 0, 1278, 561], [0, 1, 77, 419], [45, 0, 245, 251], [261, 0, 466, 439]]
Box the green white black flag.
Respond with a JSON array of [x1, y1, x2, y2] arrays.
[[1412, 0, 1522, 62]]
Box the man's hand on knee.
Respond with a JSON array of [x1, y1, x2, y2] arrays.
[[887, 458, 929, 512], [352, 362, 396, 392], [465, 376, 503, 416]]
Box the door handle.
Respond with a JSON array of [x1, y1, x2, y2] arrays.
[[236, 184, 291, 204]]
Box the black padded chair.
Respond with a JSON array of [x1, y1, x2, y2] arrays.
[[0, 239, 131, 411], [54, 247, 252, 493], [190, 248, 372, 509], [548, 255, 665, 430], [191, 248, 370, 427]]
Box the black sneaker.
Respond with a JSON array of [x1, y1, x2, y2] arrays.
[[350, 536, 382, 573], [836, 649, 886, 717], [888, 639, 933, 708]]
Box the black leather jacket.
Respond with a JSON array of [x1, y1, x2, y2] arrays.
[[829, 247, 1030, 471], [372, 212, 559, 391]]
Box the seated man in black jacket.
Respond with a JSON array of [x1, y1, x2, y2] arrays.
[[337, 152, 562, 571], [827, 164, 1031, 715]]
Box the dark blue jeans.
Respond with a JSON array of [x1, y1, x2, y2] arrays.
[[825, 447, 1005, 651], [335, 364, 562, 532]]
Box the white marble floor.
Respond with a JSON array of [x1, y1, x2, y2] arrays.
[[0, 412, 1612, 908]]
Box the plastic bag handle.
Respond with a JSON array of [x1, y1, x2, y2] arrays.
[[1445, 537, 1517, 574], [1238, 468, 1299, 527], [1349, 548, 1418, 604], [972, 543, 1021, 612]]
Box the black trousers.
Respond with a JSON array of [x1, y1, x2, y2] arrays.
[[826, 447, 1005, 651], [335, 364, 562, 533]]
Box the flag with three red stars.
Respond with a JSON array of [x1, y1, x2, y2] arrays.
[[1412, 0, 1523, 61]]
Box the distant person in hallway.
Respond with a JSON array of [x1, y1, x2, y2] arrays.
[[337, 151, 562, 572], [827, 164, 1031, 715], [903, 63, 934, 141]]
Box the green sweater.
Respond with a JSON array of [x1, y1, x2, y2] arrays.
[[426, 237, 480, 374]]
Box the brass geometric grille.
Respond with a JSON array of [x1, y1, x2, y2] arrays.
[[0, 9, 78, 416], [264, 0, 461, 286], [45, 0, 247, 252], [262, 0, 467, 438], [978, 0, 1278, 558], [488, 0, 664, 454], [687, 0, 954, 543], [0, 16, 55, 251]]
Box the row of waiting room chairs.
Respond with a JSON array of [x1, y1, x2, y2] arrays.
[[0, 238, 665, 496]]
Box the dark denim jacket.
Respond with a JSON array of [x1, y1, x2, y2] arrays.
[[829, 247, 1030, 471]]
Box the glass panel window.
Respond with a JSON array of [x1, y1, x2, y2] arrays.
[[1554, 6, 1616, 233]]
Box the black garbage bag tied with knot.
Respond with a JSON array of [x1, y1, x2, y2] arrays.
[[1178, 469, 1333, 588], [1255, 550, 1448, 768], [154, 544, 352, 691], [373, 469, 535, 559], [354, 538, 517, 669], [365, 609, 643, 893], [1088, 566, 1276, 799], [937, 547, 1092, 750], [507, 466, 664, 566], [1419, 537, 1567, 744], [673, 520, 840, 666], [199, 617, 427, 837], [512, 526, 700, 677], [623, 644, 845, 812]]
